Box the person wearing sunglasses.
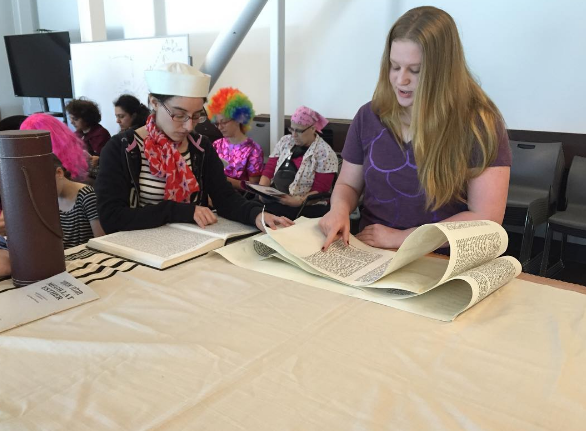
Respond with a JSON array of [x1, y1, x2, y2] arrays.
[[258, 106, 338, 219], [207, 87, 264, 190], [95, 62, 293, 233]]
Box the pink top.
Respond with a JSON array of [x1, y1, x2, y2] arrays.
[[213, 137, 264, 182], [262, 156, 335, 193]]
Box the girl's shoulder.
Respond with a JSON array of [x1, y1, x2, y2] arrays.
[[108, 128, 138, 148], [76, 184, 96, 200], [276, 134, 294, 148], [244, 137, 263, 150], [212, 136, 227, 145]]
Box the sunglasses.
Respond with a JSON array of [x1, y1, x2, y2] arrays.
[[288, 125, 313, 135]]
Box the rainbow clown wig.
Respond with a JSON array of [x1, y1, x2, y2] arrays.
[[206, 87, 255, 132]]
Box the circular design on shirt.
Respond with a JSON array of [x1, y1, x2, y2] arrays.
[[364, 128, 423, 200]]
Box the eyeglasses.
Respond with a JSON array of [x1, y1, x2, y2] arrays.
[[214, 119, 234, 127], [161, 102, 207, 124], [288, 125, 312, 135]]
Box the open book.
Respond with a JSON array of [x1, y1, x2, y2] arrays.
[[88, 216, 258, 270], [244, 183, 287, 202], [216, 217, 522, 321]]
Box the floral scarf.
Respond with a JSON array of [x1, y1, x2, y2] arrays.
[[143, 114, 199, 203]]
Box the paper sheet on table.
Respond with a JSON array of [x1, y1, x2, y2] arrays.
[[0, 271, 99, 333], [216, 218, 520, 321]]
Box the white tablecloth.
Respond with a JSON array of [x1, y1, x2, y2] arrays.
[[1, 247, 585, 430]]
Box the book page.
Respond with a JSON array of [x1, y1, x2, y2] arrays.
[[383, 257, 519, 322], [216, 236, 475, 321], [216, 235, 520, 322], [214, 235, 363, 298], [170, 216, 258, 240], [261, 217, 453, 293], [366, 278, 474, 321], [244, 183, 287, 202], [450, 256, 521, 312], [226, 217, 520, 320], [245, 183, 287, 197], [384, 224, 448, 272], [260, 217, 515, 291], [254, 235, 334, 278], [385, 220, 510, 286], [98, 227, 214, 257], [264, 219, 395, 286], [0, 272, 99, 333], [260, 217, 439, 291], [364, 257, 449, 294], [88, 226, 222, 269], [252, 237, 279, 259], [354, 256, 520, 321], [433, 221, 509, 283]]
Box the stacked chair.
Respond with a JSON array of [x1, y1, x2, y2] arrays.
[[540, 156, 586, 277], [504, 141, 565, 273], [247, 120, 271, 163]]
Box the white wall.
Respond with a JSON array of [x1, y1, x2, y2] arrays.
[[100, 0, 584, 133], [7, 0, 586, 133], [396, 0, 586, 134], [143, 0, 396, 121], [36, 0, 80, 41]]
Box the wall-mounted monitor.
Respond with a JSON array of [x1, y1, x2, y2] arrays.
[[4, 31, 73, 99]]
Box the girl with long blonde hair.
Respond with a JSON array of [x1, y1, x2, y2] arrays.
[[320, 6, 511, 250]]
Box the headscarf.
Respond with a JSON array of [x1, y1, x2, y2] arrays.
[[290, 106, 329, 132]]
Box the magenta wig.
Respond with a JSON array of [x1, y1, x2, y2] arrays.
[[20, 114, 89, 179]]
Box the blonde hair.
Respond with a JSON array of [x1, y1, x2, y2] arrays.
[[372, 6, 504, 210]]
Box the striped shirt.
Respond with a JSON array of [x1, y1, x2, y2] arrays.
[[60, 185, 99, 249], [135, 134, 193, 207]]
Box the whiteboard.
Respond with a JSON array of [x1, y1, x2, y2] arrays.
[[70, 36, 189, 135]]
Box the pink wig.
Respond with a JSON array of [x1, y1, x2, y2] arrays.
[[20, 114, 89, 179]]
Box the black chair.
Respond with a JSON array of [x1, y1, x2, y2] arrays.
[[540, 156, 586, 277], [247, 121, 271, 163], [0, 115, 28, 131], [504, 140, 565, 273], [194, 118, 223, 143]]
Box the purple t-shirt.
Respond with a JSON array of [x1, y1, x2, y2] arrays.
[[342, 102, 511, 231]]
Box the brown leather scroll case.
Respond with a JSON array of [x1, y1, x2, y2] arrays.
[[0, 130, 65, 286]]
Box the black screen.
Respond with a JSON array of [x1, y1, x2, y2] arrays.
[[4, 32, 73, 98]]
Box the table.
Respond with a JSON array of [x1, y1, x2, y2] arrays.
[[1, 246, 585, 430]]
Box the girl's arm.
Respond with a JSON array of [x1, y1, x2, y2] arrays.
[[356, 166, 511, 249], [90, 219, 106, 238]]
